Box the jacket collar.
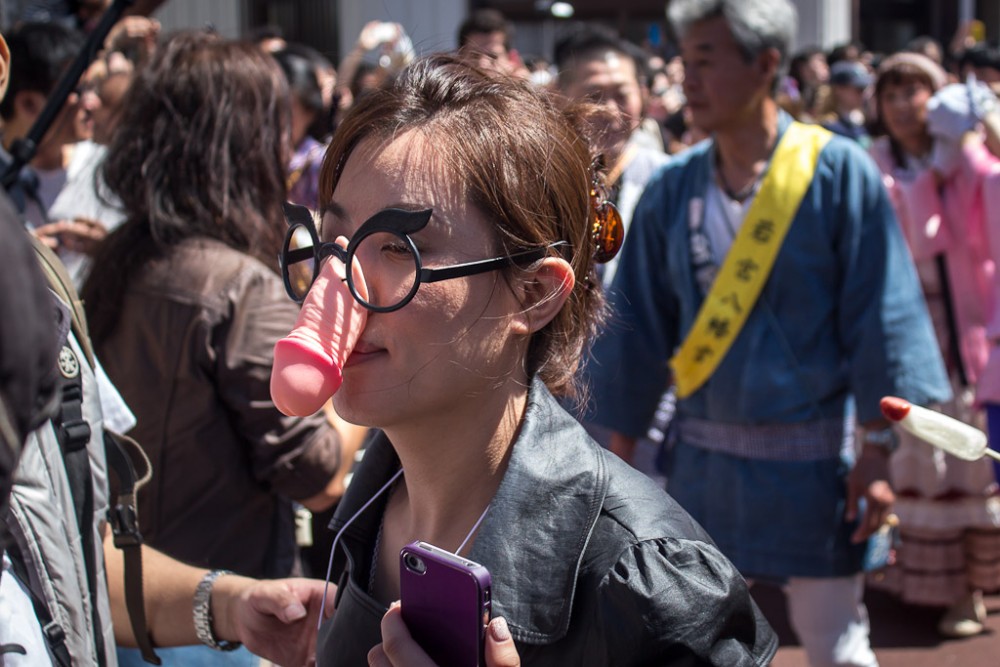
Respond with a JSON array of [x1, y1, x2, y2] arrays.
[[330, 377, 609, 645], [468, 378, 608, 644]]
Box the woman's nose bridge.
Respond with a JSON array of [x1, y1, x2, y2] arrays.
[[317, 250, 348, 285]]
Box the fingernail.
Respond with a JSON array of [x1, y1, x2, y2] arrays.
[[283, 602, 307, 621], [389, 600, 401, 610], [490, 617, 511, 642]]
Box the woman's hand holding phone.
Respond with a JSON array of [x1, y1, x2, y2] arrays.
[[369, 604, 520, 667]]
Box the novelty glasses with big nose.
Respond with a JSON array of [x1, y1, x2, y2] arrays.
[[280, 202, 567, 312]]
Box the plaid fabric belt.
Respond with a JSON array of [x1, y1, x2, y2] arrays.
[[676, 416, 855, 461]]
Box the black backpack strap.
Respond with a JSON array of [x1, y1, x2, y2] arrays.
[[104, 430, 161, 665], [27, 226, 159, 664], [55, 360, 107, 667], [5, 540, 73, 667]]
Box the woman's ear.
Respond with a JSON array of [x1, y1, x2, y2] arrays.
[[510, 257, 575, 336]]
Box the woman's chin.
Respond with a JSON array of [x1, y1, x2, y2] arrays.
[[332, 380, 391, 427]]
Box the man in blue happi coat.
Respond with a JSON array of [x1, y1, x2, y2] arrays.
[[588, 1, 951, 666]]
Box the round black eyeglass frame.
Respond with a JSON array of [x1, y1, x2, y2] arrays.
[[279, 202, 568, 313]]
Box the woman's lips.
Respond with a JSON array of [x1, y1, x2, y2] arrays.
[[344, 342, 385, 367]]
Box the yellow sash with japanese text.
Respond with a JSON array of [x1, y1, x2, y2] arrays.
[[670, 122, 833, 399]]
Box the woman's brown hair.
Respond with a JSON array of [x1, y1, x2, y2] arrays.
[[320, 54, 608, 401], [83, 31, 290, 345]]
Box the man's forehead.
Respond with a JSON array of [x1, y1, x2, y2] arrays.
[[570, 50, 637, 81]]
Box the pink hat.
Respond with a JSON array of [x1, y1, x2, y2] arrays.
[[877, 52, 948, 90]]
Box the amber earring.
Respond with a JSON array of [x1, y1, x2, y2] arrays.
[[590, 172, 623, 264]]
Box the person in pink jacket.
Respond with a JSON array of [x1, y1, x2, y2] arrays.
[[869, 51, 1000, 638]]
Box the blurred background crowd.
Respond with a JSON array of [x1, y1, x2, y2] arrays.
[[3, 0, 1000, 664]]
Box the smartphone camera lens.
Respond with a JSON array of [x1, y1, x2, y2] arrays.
[[403, 553, 426, 575]]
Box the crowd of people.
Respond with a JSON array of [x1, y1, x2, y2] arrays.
[[2, 0, 1000, 666]]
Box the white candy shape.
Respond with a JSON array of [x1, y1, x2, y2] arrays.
[[880, 396, 1000, 462]]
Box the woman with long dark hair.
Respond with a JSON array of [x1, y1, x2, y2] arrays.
[[83, 31, 349, 666]]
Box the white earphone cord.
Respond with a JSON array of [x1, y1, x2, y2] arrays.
[[317, 467, 492, 630], [318, 467, 404, 629]]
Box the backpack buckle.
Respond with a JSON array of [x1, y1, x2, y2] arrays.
[[60, 419, 91, 451], [42, 621, 66, 646], [108, 503, 143, 548]]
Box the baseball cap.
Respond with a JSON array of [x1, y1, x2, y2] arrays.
[[830, 61, 872, 89]]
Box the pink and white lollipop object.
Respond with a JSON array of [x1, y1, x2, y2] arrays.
[[880, 396, 1000, 462]]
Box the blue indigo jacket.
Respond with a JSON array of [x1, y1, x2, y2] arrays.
[[590, 113, 950, 437]]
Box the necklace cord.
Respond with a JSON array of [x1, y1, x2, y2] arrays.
[[716, 166, 760, 202]]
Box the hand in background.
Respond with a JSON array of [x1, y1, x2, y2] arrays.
[[33, 218, 108, 255], [216, 576, 336, 667], [105, 16, 161, 57], [845, 447, 896, 544], [356, 21, 402, 52]]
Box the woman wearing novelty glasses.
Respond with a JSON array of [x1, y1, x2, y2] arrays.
[[273, 55, 778, 666]]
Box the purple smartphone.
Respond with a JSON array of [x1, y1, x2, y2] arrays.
[[399, 540, 492, 667]]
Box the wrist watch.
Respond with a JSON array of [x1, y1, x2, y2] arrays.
[[193, 570, 242, 651], [862, 427, 900, 453]]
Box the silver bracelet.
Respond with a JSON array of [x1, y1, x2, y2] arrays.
[[193, 570, 242, 651], [862, 427, 900, 453]]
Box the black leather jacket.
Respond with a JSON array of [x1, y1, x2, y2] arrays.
[[317, 378, 777, 666]]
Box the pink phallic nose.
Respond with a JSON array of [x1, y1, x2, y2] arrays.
[[271, 249, 368, 416]]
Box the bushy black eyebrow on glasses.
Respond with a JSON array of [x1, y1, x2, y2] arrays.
[[282, 200, 316, 228]]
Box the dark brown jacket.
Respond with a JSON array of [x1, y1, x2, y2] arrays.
[[99, 238, 340, 578]]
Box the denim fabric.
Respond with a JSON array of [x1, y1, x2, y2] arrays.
[[664, 440, 866, 579], [589, 113, 950, 436], [588, 114, 950, 579], [117, 645, 260, 667]]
